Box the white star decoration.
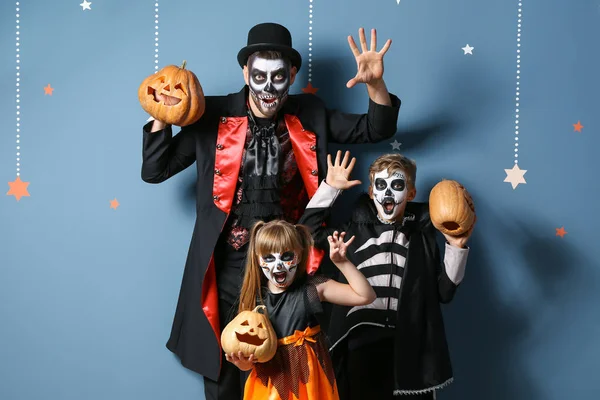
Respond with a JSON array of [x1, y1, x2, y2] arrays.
[[390, 139, 402, 150], [396, 0, 401, 4], [80, 0, 92, 10], [504, 164, 527, 189], [462, 44, 474, 55]]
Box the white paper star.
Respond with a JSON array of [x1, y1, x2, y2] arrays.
[[396, 0, 401, 4], [504, 164, 527, 189], [80, 0, 92, 10], [462, 44, 474, 55], [390, 139, 402, 150]]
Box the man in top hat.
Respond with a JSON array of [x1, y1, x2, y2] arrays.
[[141, 22, 401, 399]]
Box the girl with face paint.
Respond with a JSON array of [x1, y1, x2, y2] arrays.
[[224, 219, 375, 400]]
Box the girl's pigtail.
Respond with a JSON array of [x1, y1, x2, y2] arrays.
[[238, 220, 266, 313], [294, 224, 314, 278]]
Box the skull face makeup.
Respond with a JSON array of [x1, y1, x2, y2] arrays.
[[259, 251, 298, 288], [248, 56, 291, 118], [372, 169, 408, 222]]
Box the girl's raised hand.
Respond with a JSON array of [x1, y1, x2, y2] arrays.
[[319, 230, 376, 306], [328, 231, 355, 264], [225, 351, 257, 371]]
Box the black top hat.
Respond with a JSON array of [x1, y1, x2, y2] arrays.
[[237, 23, 302, 71]]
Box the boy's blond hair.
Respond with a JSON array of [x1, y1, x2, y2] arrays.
[[368, 153, 417, 196]]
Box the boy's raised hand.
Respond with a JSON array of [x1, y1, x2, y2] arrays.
[[326, 150, 362, 190], [328, 231, 356, 264]]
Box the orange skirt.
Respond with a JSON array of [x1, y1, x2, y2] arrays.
[[243, 325, 339, 400]]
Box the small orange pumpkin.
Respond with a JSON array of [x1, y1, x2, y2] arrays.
[[221, 305, 277, 363], [429, 179, 476, 236], [138, 60, 205, 126]]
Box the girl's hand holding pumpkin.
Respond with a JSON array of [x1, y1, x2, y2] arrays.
[[225, 351, 257, 371]]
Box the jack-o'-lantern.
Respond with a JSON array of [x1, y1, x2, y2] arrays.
[[221, 305, 277, 363], [429, 179, 476, 236], [138, 60, 205, 126]]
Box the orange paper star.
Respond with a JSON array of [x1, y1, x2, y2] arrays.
[[555, 227, 567, 238], [110, 198, 119, 210], [44, 84, 54, 95], [573, 121, 583, 132], [7, 176, 30, 201], [302, 82, 319, 95]]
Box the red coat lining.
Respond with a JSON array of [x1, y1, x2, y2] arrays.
[[202, 114, 324, 362]]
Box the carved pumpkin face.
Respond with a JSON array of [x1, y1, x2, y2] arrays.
[[429, 179, 476, 236], [220, 305, 277, 363], [138, 61, 205, 127]]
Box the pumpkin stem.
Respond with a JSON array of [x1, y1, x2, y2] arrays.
[[253, 305, 267, 315], [180, 60, 187, 69]]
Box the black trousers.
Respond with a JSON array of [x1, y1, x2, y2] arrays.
[[203, 298, 249, 400], [203, 240, 249, 400], [343, 338, 435, 400]]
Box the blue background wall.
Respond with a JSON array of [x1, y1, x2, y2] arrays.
[[1, 0, 599, 399]]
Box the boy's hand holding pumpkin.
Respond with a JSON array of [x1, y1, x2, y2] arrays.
[[429, 179, 476, 248], [442, 227, 473, 249]]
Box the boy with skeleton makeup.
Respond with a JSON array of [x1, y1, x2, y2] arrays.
[[302, 153, 473, 399], [140, 22, 401, 400]]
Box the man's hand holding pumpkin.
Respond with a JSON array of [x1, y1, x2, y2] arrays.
[[139, 61, 206, 131], [148, 93, 183, 131]]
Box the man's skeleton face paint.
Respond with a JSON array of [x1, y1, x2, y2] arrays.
[[248, 56, 290, 117], [259, 251, 298, 288], [372, 169, 408, 222]]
